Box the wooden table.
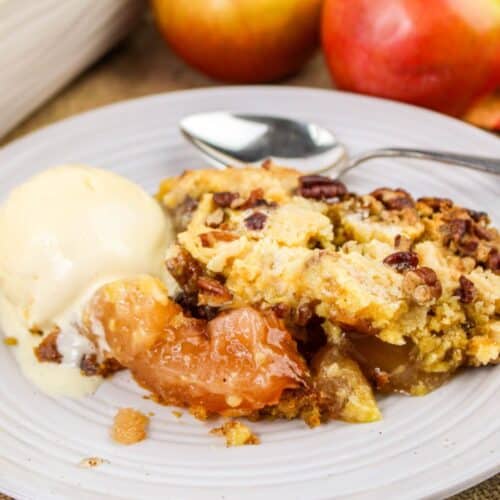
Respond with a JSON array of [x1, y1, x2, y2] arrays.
[[1, 13, 498, 500]]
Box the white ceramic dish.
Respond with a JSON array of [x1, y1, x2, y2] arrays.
[[0, 0, 143, 139], [0, 87, 498, 500]]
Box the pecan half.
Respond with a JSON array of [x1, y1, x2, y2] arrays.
[[297, 175, 347, 200], [383, 251, 419, 273], [197, 277, 232, 307], [244, 211, 267, 230], [213, 191, 239, 208], [403, 267, 442, 304], [371, 188, 415, 210], [454, 275, 477, 304], [199, 231, 239, 247], [34, 331, 62, 363]]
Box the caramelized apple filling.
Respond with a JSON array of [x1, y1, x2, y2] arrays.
[[84, 276, 309, 416]]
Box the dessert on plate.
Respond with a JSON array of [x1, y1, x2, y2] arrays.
[[1, 163, 498, 427]]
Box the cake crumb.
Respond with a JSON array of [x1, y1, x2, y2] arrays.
[[210, 421, 260, 447], [79, 456, 109, 468], [111, 408, 149, 445], [172, 410, 183, 419], [147, 412, 155, 417], [189, 405, 208, 421], [3, 336, 18, 346]]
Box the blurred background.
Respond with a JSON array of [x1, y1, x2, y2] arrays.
[[0, 1, 498, 498], [0, 0, 499, 146]]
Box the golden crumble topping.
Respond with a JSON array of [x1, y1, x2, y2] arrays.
[[81, 164, 498, 430], [156, 165, 499, 408]]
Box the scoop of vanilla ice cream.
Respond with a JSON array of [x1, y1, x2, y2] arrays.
[[0, 165, 173, 330]]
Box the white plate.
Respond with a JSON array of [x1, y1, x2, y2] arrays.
[[0, 87, 499, 500]]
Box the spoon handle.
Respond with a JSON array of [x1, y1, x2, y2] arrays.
[[344, 148, 500, 176]]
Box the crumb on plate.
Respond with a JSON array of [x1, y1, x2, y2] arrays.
[[189, 405, 208, 421], [3, 336, 18, 346], [79, 456, 109, 468], [210, 421, 260, 447], [111, 408, 149, 445]]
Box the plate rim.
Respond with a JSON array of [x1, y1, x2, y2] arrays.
[[2, 85, 499, 157], [0, 86, 498, 500]]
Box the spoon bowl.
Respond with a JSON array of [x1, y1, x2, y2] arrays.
[[180, 112, 346, 174], [180, 112, 500, 177]]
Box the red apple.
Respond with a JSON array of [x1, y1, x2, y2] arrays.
[[322, 0, 500, 116], [151, 0, 323, 83]]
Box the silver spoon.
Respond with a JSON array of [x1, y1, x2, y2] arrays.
[[180, 112, 500, 178]]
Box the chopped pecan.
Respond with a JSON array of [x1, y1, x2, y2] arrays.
[[371, 188, 415, 210], [244, 211, 267, 230], [458, 238, 479, 256], [486, 249, 500, 274], [81, 354, 123, 377], [213, 191, 240, 208], [100, 358, 124, 377], [394, 234, 412, 251], [383, 251, 419, 273], [417, 197, 453, 213], [175, 292, 219, 320], [197, 277, 233, 306], [34, 331, 62, 363], [234, 189, 269, 209], [454, 275, 477, 304], [261, 158, 273, 169], [403, 267, 442, 304], [473, 224, 494, 241], [199, 231, 239, 247], [205, 208, 225, 228], [80, 353, 99, 376], [254, 198, 277, 208], [297, 175, 347, 200], [172, 196, 198, 232], [440, 218, 470, 245], [166, 248, 204, 293], [466, 209, 489, 224]]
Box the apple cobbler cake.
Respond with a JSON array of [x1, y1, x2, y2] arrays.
[[84, 164, 499, 426]]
